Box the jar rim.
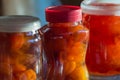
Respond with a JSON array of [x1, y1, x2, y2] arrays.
[[81, 0, 120, 16], [0, 15, 41, 32]]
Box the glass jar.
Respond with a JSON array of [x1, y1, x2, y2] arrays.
[[0, 16, 42, 80], [40, 5, 89, 80], [81, 0, 120, 80]]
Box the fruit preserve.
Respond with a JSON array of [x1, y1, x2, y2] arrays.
[[41, 5, 89, 80], [81, 0, 120, 80], [0, 16, 42, 80]]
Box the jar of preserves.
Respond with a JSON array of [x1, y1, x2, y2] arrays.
[[0, 16, 42, 80], [40, 5, 89, 80], [81, 0, 120, 80]]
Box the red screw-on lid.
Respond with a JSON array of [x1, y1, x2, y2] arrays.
[[45, 5, 82, 23]]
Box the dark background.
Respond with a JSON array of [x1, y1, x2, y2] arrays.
[[61, 0, 83, 6], [0, 1, 2, 15]]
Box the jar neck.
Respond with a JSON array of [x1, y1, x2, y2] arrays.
[[47, 21, 82, 27]]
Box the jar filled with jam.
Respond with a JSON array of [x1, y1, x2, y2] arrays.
[[40, 5, 89, 80], [0, 16, 42, 80], [81, 0, 120, 80]]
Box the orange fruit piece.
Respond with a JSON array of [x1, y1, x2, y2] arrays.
[[0, 63, 12, 77], [17, 69, 36, 80], [106, 40, 120, 67], [8, 33, 25, 51], [63, 61, 76, 75], [67, 65, 89, 80], [12, 63, 26, 73], [67, 43, 86, 63], [0, 55, 12, 77]]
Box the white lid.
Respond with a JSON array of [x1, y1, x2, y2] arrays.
[[0, 15, 41, 32], [95, 0, 120, 4]]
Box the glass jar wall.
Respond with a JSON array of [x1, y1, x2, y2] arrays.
[[0, 16, 42, 80], [41, 5, 89, 80], [81, 0, 120, 80]]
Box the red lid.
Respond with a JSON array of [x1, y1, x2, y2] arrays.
[[45, 5, 82, 23]]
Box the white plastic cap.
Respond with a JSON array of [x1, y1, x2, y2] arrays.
[[95, 0, 120, 4], [0, 15, 41, 32]]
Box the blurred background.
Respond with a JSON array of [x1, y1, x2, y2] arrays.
[[0, 0, 83, 26]]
